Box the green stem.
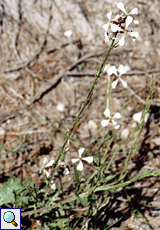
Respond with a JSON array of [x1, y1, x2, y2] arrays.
[[54, 40, 115, 168], [118, 77, 156, 181], [106, 74, 112, 110], [21, 168, 160, 216]]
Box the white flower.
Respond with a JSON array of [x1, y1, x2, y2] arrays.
[[119, 29, 139, 46], [128, 31, 139, 41], [105, 64, 129, 89], [40, 157, 55, 178], [116, 2, 139, 46], [101, 109, 121, 129], [103, 11, 123, 43], [103, 11, 122, 33], [118, 64, 130, 75], [104, 32, 110, 43], [118, 16, 139, 46], [111, 64, 129, 89], [64, 167, 70, 175], [50, 180, 56, 190], [104, 64, 118, 76], [71, 148, 93, 171], [59, 162, 70, 175], [103, 3, 139, 46], [117, 2, 138, 16]]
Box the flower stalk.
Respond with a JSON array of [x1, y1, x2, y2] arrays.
[[106, 74, 112, 110], [53, 39, 115, 169]]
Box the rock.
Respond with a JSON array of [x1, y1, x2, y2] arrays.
[[132, 111, 149, 124], [121, 128, 129, 139]]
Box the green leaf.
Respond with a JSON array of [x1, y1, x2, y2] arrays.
[[97, 151, 101, 165], [79, 196, 88, 206], [105, 135, 113, 141], [0, 178, 24, 205], [73, 164, 79, 187], [0, 189, 15, 205], [49, 218, 68, 228], [16, 196, 29, 203], [105, 174, 117, 182]]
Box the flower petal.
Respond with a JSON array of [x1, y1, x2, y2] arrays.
[[126, 16, 133, 29], [103, 23, 109, 31], [118, 64, 125, 74], [120, 78, 128, 88], [113, 14, 120, 21], [71, 158, 79, 164], [43, 157, 48, 166], [77, 160, 83, 171], [111, 24, 122, 32], [124, 64, 130, 72], [113, 112, 122, 119], [104, 64, 111, 72], [43, 169, 51, 178], [104, 32, 110, 42], [129, 7, 138, 15], [111, 79, 119, 89], [101, 119, 110, 127], [104, 108, 111, 117], [118, 64, 130, 75], [51, 181, 56, 190], [64, 168, 70, 175], [78, 147, 85, 157], [112, 120, 120, 129], [83, 156, 93, 164], [128, 31, 139, 38], [119, 34, 126, 46], [107, 11, 112, 21], [107, 65, 118, 76], [45, 159, 55, 168], [117, 2, 126, 14]]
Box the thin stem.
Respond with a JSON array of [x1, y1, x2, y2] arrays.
[[118, 77, 156, 181], [106, 74, 112, 110], [21, 168, 160, 216], [54, 40, 115, 168]]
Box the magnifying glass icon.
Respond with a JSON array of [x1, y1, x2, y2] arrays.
[[3, 211, 18, 227]]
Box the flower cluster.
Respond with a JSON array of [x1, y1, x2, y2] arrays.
[[103, 2, 139, 46], [101, 64, 130, 129], [101, 2, 139, 130], [39, 2, 139, 181], [40, 147, 94, 184]]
